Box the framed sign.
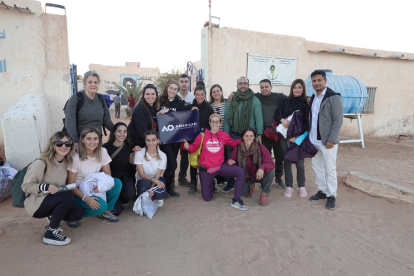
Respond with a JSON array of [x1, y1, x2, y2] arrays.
[[247, 54, 297, 85]]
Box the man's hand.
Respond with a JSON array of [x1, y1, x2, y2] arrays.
[[228, 92, 235, 102], [307, 97, 311, 105], [257, 135, 262, 144], [325, 141, 334, 149]]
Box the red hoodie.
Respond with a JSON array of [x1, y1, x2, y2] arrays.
[[188, 129, 240, 169]]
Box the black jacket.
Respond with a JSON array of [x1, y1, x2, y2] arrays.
[[275, 97, 310, 132], [128, 102, 158, 147], [160, 96, 185, 112], [186, 100, 214, 132]]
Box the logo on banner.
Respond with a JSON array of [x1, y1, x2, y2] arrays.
[[162, 125, 175, 132]]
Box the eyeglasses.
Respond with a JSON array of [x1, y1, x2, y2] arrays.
[[55, 141, 74, 147], [210, 121, 221, 124], [238, 82, 249, 86]]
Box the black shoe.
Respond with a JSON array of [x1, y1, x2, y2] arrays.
[[43, 226, 71, 246], [275, 178, 286, 189], [168, 189, 180, 197], [178, 178, 191, 187], [67, 221, 81, 228], [188, 181, 197, 194], [326, 196, 336, 210], [309, 190, 327, 202]]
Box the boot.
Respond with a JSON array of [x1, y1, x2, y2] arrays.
[[188, 180, 197, 194]]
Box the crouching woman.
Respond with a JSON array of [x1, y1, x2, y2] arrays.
[[22, 131, 83, 246]]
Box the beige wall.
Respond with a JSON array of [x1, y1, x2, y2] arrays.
[[89, 64, 160, 107], [0, 0, 71, 148], [202, 26, 414, 137]]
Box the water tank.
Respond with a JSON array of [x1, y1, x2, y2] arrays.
[[305, 69, 368, 114]]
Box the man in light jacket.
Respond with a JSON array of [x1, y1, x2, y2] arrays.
[[308, 70, 343, 210]]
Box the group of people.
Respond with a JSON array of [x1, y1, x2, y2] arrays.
[[21, 69, 343, 246]]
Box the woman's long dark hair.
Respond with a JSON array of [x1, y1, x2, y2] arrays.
[[288, 79, 307, 100], [107, 122, 132, 145], [209, 84, 224, 104]]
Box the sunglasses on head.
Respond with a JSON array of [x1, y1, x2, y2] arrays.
[[55, 141, 73, 147]]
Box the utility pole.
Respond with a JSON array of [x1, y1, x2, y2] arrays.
[[208, 0, 212, 91]]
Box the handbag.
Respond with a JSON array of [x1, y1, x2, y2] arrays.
[[145, 105, 158, 130], [189, 133, 204, 168], [264, 121, 281, 141]]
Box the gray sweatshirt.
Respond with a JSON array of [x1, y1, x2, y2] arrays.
[[64, 91, 114, 142]]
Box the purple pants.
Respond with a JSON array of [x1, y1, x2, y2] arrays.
[[199, 163, 245, 202]]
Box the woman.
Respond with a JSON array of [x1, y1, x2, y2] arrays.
[[274, 79, 310, 198], [22, 131, 83, 246], [128, 84, 160, 148], [68, 127, 122, 223], [134, 130, 168, 199], [184, 114, 248, 211], [185, 85, 214, 194], [65, 71, 114, 148], [228, 127, 275, 207], [157, 80, 185, 197], [103, 122, 138, 214], [209, 84, 226, 131]]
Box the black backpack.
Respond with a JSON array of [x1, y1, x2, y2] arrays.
[[62, 91, 108, 136], [11, 159, 47, 208]]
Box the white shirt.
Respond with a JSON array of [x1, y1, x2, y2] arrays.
[[134, 148, 167, 179], [178, 91, 195, 105], [309, 87, 327, 146]]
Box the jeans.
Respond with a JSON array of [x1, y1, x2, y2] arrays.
[[129, 107, 134, 116], [74, 178, 122, 217], [160, 142, 180, 191], [279, 137, 305, 188], [136, 177, 168, 200], [226, 133, 241, 187], [262, 135, 284, 179], [241, 169, 273, 196], [199, 163, 245, 201], [33, 192, 83, 228]]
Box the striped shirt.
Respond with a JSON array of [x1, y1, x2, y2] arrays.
[[211, 101, 226, 130]]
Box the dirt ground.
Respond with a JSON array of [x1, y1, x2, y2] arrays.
[[1, 110, 413, 276]]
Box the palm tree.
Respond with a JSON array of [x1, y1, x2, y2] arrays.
[[113, 80, 144, 116]]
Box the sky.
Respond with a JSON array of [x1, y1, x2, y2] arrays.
[[40, 0, 413, 75]]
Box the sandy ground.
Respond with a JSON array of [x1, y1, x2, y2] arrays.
[[1, 109, 413, 276]]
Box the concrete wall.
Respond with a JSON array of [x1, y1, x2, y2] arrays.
[[0, 0, 71, 150], [201, 26, 414, 137], [89, 63, 160, 107]]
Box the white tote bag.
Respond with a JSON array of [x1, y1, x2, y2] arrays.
[[133, 187, 163, 219]]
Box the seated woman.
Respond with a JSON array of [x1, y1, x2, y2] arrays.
[[103, 122, 138, 214], [68, 127, 122, 224], [22, 131, 83, 246], [228, 127, 275, 207], [184, 114, 248, 211], [134, 130, 168, 200]]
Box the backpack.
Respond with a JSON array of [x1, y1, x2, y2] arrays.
[[62, 91, 108, 136], [11, 159, 47, 208]]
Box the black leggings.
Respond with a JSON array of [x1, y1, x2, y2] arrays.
[[33, 192, 83, 228], [160, 142, 180, 192]]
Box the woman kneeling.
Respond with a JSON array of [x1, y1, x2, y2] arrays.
[[228, 127, 275, 207]]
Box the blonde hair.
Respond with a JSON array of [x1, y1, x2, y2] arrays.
[[79, 127, 103, 162], [40, 131, 75, 168]]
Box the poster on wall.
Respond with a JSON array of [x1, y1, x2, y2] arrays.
[[120, 74, 140, 89], [247, 54, 297, 85]]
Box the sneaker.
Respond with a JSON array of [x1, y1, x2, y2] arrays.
[[178, 178, 191, 187], [66, 221, 81, 228], [309, 190, 327, 202], [231, 199, 249, 211], [122, 203, 130, 210], [222, 183, 235, 193], [168, 189, 180, 197], [275, 178, 286, 189], [326, 196, 336, 210], [259, 193, 268, 207], [188, 181, 197, 194], [213, 179, 219, 194], [157, 199, 164, 207], [217, 181, 226, 187], [43, 226, 71, 246], [247, 183, 255, 198], [98, 210, 119, 222], [284, 187, 293, 197], [45, 216, 63, 232], [299, 187, 308, 198]]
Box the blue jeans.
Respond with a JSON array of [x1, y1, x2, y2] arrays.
[[137, 177, 168, 200], [226, 133, 241, 187], [74, 178, 122, 217]]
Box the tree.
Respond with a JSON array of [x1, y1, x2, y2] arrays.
[[153, 68, 185, 93], [113, 80, 144, 117]]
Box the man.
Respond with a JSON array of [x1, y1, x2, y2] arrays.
[[177, 74, 195, 187], [308, 70, 343, 210], [222, 76, 263, 193], [113, 93, 121, 118], [255, 79, 286, 188], [128, 93, 135, 117], [267, 65, 278, 80]]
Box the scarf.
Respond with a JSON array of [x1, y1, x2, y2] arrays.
[[237, 140, 262, 179], [226, 88, 254, 133]]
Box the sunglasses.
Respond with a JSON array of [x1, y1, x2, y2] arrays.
[[55, 141, 73, 147]]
